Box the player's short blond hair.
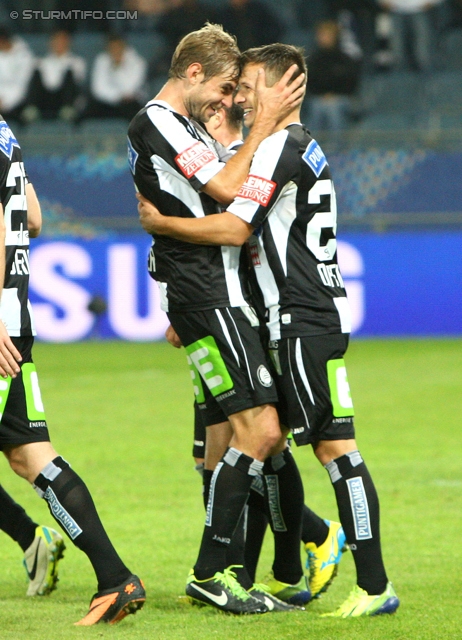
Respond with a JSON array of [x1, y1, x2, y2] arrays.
[[169, 23, 240, 83]]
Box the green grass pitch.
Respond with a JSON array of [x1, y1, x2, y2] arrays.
[[0, 338, 461, 639]]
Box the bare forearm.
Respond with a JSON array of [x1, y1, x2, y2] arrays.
[[154, 212, 251, 247], [203, 116, 275, 205]]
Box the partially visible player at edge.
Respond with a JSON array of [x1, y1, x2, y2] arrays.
[[127, 23, 312, 614], [137, 43, 400, 619], [0, 115, 145, 625]]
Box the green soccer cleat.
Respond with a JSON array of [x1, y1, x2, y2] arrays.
[[186, 566, 268, 614], [305, 520, 347, 598], [248, 583, 302, 612], [262, 570, 311, 606], [75, 574, 146, 625], [321, 582, 400, 618], [23, 525, 66, 596]]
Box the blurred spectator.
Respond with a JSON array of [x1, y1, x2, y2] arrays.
[[78, 34, 147, 122], [307, 20, 361, 138], [329, 0, 378, 63], [56, 0, 113, 32], [373, 11, 395, 71], [150, 0, 216, 78], [295, 0, 331, 27], [23, 30, 86, 123], [216, 0, 284, 51], [0, 28, 35, 122], [377, 0, 447, 72]]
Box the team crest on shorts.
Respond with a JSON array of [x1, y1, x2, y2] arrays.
[[257, 365, 273, 388]]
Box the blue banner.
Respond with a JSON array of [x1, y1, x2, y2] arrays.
[[28, 233, 462, 341]]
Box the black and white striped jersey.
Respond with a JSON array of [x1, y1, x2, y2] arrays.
[[127, 100, 250, 313], [227, 123, 351, 340], [0, 119, 35, 337]]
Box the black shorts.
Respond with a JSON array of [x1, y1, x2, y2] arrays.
[[169, 306, 278, 424], [269, 333, 355, 446], [0, 337, 50, 450]]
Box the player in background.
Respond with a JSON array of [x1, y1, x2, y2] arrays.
[[128, 23, 311, 614], [137, 43, 400, 619], [0, 116, 145, 625]]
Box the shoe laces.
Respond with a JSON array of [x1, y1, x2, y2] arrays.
[[215, 566, 251, 601], [336, 585, 365, 612], [251, 583, 271, 595]]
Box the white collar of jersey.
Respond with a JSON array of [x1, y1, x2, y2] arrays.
[[286, 122, 303, 128], [145, 99, 175, 112]]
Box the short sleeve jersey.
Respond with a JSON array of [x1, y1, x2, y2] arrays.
[[227, 123, 351, 340], [127, 100, 250, 313], [0, 119, 35, 337]]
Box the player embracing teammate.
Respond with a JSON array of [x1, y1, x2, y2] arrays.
[[134, 29, 400, 619]]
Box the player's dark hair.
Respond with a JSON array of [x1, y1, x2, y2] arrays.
[[240, 43, 307, 88], [224, 103, 244, 133], [169, 23, 240, 83]]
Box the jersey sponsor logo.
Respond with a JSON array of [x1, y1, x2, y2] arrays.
[[237, 175, 276, 206], [302, 139, 327, 177], [346, 477, 372, 540], [249, 243, 261, 267], [175, 141, 216, 178], [0, 121, 20, 159], [257, 364, 273, 388], [127, 136, 139, 174]]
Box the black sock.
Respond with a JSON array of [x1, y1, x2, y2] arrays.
[[33, 456, 131, 591], [301, 505, 329, 546], [244, 476, 268, 582], [264, 447, 304, 585], [0, 485, 37, 551], [202, 466, 253, 588], [194, 447, 262, 580], [225, 506, 253, 589], [325, 450, 388, 595], [202, 469, 214, 509]]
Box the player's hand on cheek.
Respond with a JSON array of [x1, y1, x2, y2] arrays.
[[256, 64, 305, 123]]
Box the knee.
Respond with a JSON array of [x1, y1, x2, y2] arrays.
[[313, 439, 358, 466], [4, 446, 29, 480]]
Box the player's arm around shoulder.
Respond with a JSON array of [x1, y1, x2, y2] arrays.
[[137, 193, 253, 246]]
